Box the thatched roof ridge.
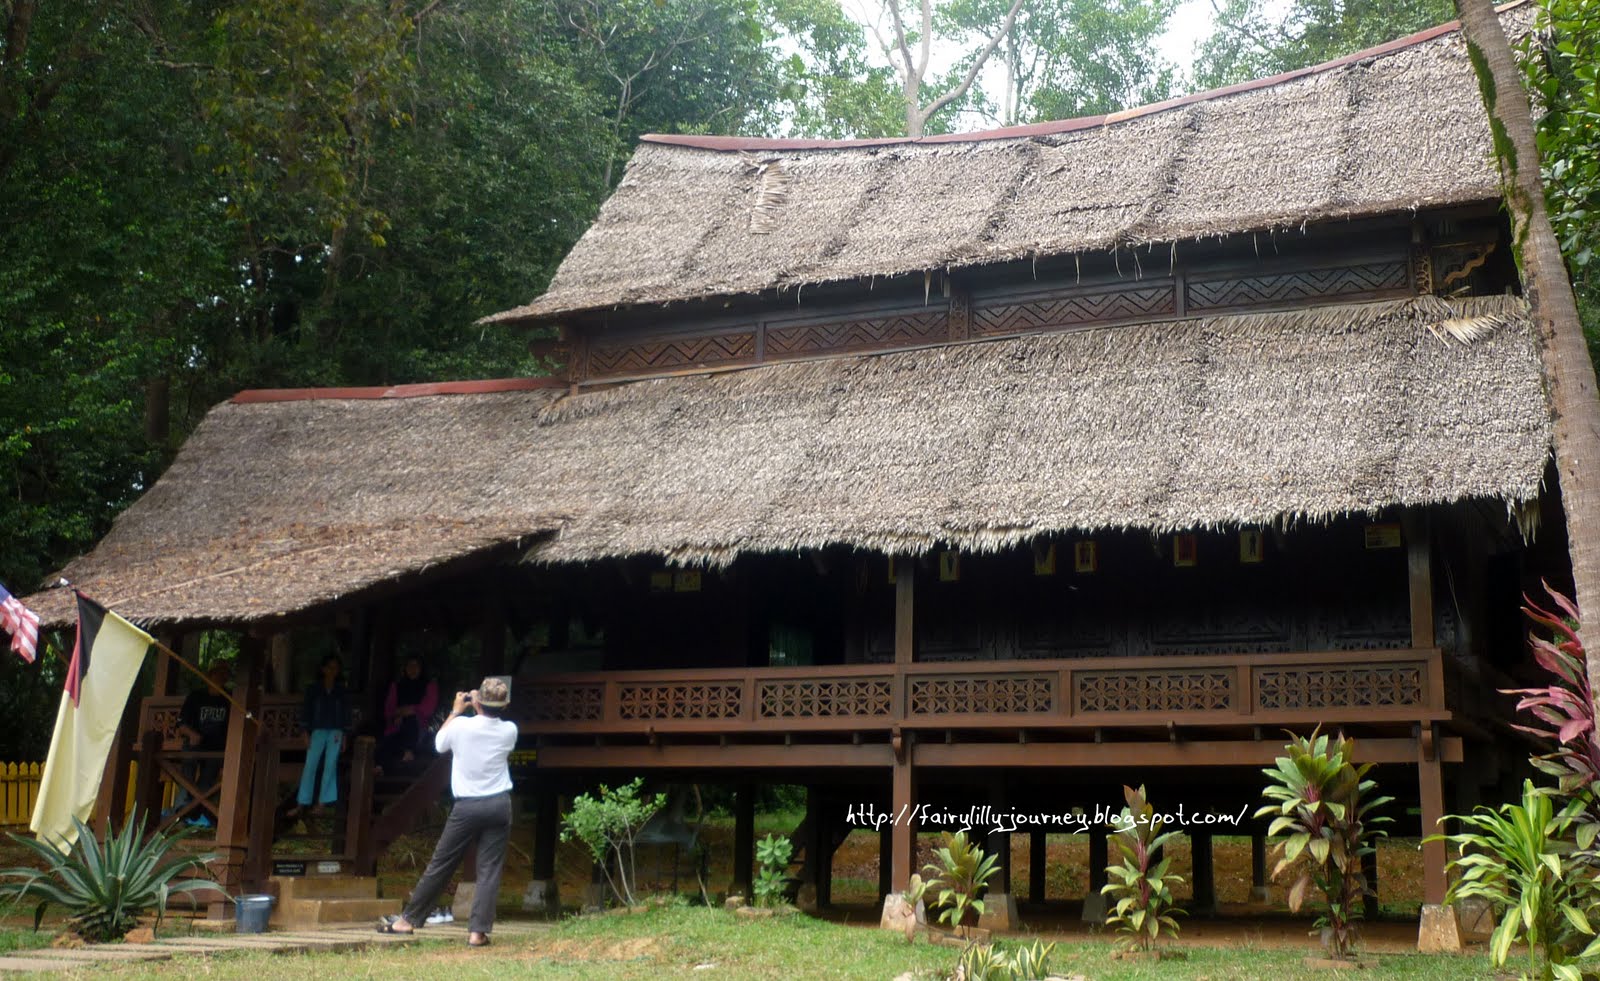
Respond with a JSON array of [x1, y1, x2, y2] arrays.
[[485, 2, 1534, 325], [26, 295, 1549, 627]]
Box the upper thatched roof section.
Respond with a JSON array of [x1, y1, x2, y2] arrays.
[[485, 3, 1533, 324], [27, 294, 1550, 627]]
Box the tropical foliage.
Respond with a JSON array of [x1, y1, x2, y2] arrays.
[[0, 813, 216, 943], [1256, 729, 1390, 961], [922, 829, 1000, 934], [752, 833, 794, 908], [953, 937, 1057, 981], [560, 777, 663, 908], [1100, 784, 1184, 952]]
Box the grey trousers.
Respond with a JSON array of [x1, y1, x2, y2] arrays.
[[401, 791, 512, 933]]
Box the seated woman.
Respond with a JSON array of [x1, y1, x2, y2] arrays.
[[376, 655, 438, 775]]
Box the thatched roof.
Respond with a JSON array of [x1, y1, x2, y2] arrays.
[[485, 3, 1534, 325], [27, 294, 1551, 627]]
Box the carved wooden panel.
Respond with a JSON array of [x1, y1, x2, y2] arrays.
[[1074, 669, 1236, 713], [261, 704, 302, 742], [617, 682, 743, 720], [588, 331, 757, 378], [526, 684, 605, 722], [971, 284, 1176, 337], [908, 675, 1054, 715], [1186, 261, 1409, 310], [149, 707, 181, 740], [758, 678, 893, 719], [766, 310, 947, 357], [1150, 608, 1290, 655], [1254, 664, 1424, 710]]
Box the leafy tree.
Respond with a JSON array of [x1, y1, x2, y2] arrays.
[[944, 0, 1179, 124], [1194, 0, 1454, 89], [858, 0, 1027, 135]]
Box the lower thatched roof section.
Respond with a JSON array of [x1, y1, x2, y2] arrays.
[[29, 295, 1550, 626]]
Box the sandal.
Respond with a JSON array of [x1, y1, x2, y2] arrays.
[[376, 915, 416, 935], [467, 934, 491, 948]]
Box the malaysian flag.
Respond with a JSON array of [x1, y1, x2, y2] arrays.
[[0, 582, 40, 663]]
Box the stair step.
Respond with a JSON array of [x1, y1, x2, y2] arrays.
[[269, 896, 401, 928], [271, 875, 381, 902]]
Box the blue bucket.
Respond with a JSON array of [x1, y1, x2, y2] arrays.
[[235, 894, 275, 933]]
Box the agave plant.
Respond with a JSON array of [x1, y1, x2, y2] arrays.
[[1101, 784, 1184, 952], [0, 812, 217, 942], [952, 938, 1057, 981], [1432, 779, 1600, 981], [922, 829, 1000, 936], [1256, 728, 1391, 961]]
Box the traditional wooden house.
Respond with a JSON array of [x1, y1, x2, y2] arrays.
[[26, 1, 1559, 945]]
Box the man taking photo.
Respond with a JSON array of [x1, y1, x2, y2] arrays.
[[378, 676, 517, 947]]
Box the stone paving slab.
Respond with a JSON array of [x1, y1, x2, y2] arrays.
[[19, 947, 173, 961], [0, 956, 93, 973]]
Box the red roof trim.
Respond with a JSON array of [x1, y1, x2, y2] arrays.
[[231, 377, 565, 404], [641, 0, 1529, 153]]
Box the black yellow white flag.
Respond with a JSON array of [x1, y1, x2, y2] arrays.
[[30, 593, 151, 850]]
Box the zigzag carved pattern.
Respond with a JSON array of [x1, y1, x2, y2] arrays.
[[766, 311, 947, 356], [1186, 262, 1409, 310], [971, 285, 1176, 337], [589, 331, 757, 378]]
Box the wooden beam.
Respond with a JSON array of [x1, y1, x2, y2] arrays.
[[1029, 829, 1046, 905], [913, 737, 1461, 768], [535, 743, 894, 769]]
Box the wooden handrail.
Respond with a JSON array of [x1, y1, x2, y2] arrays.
[[518, 648, 1446, 734], [364, 753, 452, 876]]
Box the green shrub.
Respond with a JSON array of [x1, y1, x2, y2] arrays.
[[952, 938, 1057, 981], [0, 812, 216, 943], [1256, 728, 1390, 961], [1101, 784, 1183, 952], [560, 777, 663, 908], [923, 830, 999, 936]]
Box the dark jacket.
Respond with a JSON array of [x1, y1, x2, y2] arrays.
[[301, 682, 350, 732]]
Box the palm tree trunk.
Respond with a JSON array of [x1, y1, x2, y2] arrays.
[[1455, 0, 1600, 671]]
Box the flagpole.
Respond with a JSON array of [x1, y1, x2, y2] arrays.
[[59, 581, 256, 723]]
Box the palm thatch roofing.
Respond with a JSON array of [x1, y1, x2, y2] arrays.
[[484, 3, 1535, 325], [27, 294, 1551, 627]]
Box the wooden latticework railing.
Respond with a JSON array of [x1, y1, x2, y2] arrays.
[[514, 649, 1445, 734]]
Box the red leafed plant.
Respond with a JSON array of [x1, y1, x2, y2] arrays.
[[1504, 585, 1600, 836]]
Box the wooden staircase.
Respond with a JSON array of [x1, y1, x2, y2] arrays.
[[267, 874, 400, 928]]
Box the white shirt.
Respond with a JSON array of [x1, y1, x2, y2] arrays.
[[435, 713, 518, 799]]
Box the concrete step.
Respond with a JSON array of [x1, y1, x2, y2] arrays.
[[270, 874, 381, 902], [269, 896, 401, 930]]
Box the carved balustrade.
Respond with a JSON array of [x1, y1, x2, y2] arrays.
[[516, 649, 1445, 735]]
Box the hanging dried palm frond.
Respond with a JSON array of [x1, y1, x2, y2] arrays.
[[746, 158, 789, 235], [1426, 313, 1509, 346]]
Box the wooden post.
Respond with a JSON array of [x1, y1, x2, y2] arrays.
[[1251, 833, 1269, 902], [731, 784, 755, 900], [1029, 829, 1046, 905], [802, 787, 825, 908], [891, 753, 913, 894], [895, 556, 915, 666], [134, 730, 162, 834], [986, 781, 1010, 895], [1419, 727, 1447, 906], [878, 824, 893, 901], [479, 586, 508, 677], [1406, 512, 1435, 649], [1088, 830, 1108, 895], [533, 789, 559, 881], [1362, 839, 1380, 920], [243, 732, 278, 889], [1190, 830, 1216, 915], [269, 634, 294, 696], [210, 634, 264, 919], [346, 736, 376, 872]]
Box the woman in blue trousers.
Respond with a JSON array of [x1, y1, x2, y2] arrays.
[[292, 655, 350, 816]]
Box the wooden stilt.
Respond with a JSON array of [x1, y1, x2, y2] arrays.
[[1029, 829, 1046, 905], [210, 634, 264, 919], [732, 784, 754, 900], [1190, 830, 1216, 915], [1418, 727, 1447, 906]]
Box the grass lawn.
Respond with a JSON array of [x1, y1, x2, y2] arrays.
[[0, 906, 1504, 981]]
